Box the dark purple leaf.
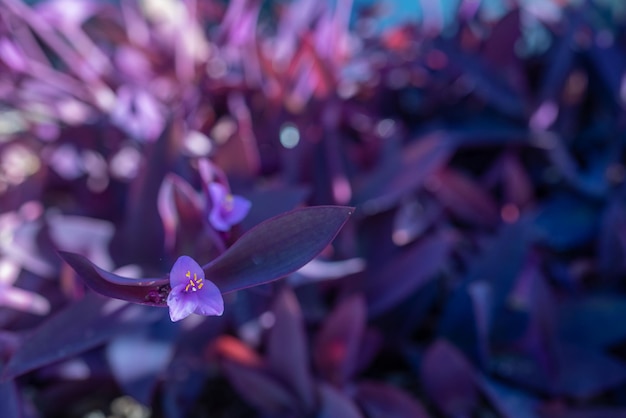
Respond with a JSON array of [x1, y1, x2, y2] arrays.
[[478, 377, 539, 418], [317, 383, 363, 418], [267, 288, 315, 413], [539, 405, 626, 418], [467, 218, 530, 314], [558, 296, 626, 348], [106, 332, 174, 405], [355, 380, 430, 418], [354, 132, 455, 215], [205, 206, 354, 293], [241, 186, 310, 231], [157, 173, 204, 252], [482, 10, 521, 70], [1, 293, 162, 380], [534, 193, 599, 250], [490, 343, 626, 398], [0, 379, 19, 418], [112, 119, 179, 265], [421, 339, 478, 417], [57, 251, 170, 307], [221, 359, 299, 416], [366, 231, 451, 316], [430, 167, 500, 226], [314, 295, 366, 385]]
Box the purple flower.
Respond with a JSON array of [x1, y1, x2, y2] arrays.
[[208, 182, 251, 231], [167, 255, 224, 322]]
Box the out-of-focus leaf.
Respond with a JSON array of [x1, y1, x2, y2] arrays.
[[157, 174, 205, 252], [106, 332, 175, 405], [58, 251, 170, 306], [430, 167, 500, 226], [317, 382, 363, 418], [439, 42, 525, 117], [241, 186, 310, 230], [490, 343, 626, 398], [468, 218, 530, 314], [539, 405, 626, 418], [587, 39, 626, 107], [366, 231, 451, 316], [267, 288, 315, 413], [501, 152, 533, 207], [392, 197, 441, 246], [221, 359, 298, 416], [479, 377, 539, 418], [205, 206, 353, 293], [482, 9, 521, 70], [353, 132, 455, 215], [314, 295, 366, 385], [355, 380, 430, 418], [0, 378, 19, 418], [558, 295, 626, 348], [421, 339, 478, 417], [533, 193, 599, 250], [112, 118, 179, 266], [1, 293, 162, 380], [0, 284, 50, 315], [47, 213, 115, 271]]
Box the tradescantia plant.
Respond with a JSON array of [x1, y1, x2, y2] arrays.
[[58, 206, 354, 319]]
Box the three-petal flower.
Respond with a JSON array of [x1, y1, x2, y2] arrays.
[[167, 255, 224, 322], [208, 182, 251, 231]]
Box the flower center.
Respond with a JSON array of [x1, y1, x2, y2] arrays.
[[184, 270, 204, 292]]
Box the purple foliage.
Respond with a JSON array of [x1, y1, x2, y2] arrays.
[[1, 0, 626, 416]]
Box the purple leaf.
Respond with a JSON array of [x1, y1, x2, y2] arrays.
[[558, 296, 626, 348], [58, 206, 353, 305], [0, 379, 19, 418], [478, 377, 538, 418], [430, 167, 500, 226], [267, 288, 316, 413], [205, 206, 354, 293], [221, 359, 299, 416], [354, 132, 455, 215], [240, 186, 310, 231], [366, 232, 451, 316], [355, 380, 430, 418], [1, 293, 162, 380], [157, 174, 204, 252], [314, 294, 366, 385], [421, 339, 478, 417], [106, 333, 174, 405], [57, 251, 170, 306], [317, 383, 363, 418], [490, 343, 626, 398]]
